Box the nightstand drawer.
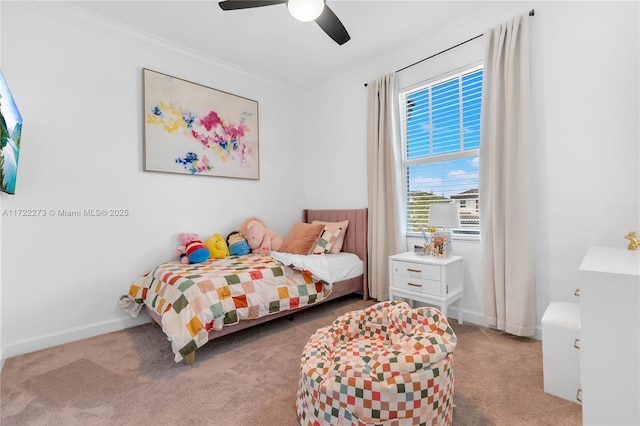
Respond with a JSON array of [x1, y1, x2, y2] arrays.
[[392, 274, 441, 296], [392, 261, 441, 281]]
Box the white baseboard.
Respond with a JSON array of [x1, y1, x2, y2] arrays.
[[1, 315, 150, 366], [446, 306, 486, 328], [414, 305, 543, 341]]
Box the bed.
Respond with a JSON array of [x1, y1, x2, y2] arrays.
[[119, 208, 368, 365]]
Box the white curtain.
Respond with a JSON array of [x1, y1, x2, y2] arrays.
[[366, 73, 405, 301], [479, 14, 535, 336]]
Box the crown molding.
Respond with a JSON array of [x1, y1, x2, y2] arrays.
[[12, 1, 294, 92]]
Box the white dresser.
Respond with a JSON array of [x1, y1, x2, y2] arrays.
[[388, 252, 463, 323], [578, 246, 640, 425]]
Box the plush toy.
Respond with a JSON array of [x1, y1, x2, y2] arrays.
[[175, 233, 210, 264], [205, 233, 229, 259], [227, 231, 251, 256], [239, 217, 283, 254]]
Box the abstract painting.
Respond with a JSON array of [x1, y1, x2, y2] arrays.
[[143, 68, 259, 180], [0, 69, 23, 194]]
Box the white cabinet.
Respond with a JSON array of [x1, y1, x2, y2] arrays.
[[541, 302, 581, 404], [388, 252, 463, 323], [578, 246, 640, 426]]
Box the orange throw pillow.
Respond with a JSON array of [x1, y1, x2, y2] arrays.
[[279, 223, 326, 255]]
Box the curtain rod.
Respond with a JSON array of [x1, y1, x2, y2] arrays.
[[364, 9, 535, 87]]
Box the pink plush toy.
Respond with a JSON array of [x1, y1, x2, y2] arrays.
[[239, 217, 283, 254], [175, 233, 210, 264]]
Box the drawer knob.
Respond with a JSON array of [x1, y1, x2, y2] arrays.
[[576, 387, 582, 403], [408, 282, 422, 288], [574, 288, 580, 297], [407, 268, 422, 273], [573, 338, 581, 349]]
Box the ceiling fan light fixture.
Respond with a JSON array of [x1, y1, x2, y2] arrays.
[[287, 0, 324, 22]]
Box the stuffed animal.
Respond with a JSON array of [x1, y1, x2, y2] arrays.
[[239, 217, 283, 254], [175, 233, 210, 264], [227, 231, 251, 256], [205, 233, 229, 259]]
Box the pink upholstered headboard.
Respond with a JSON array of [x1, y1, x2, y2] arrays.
[[303, 208, 368, 298]]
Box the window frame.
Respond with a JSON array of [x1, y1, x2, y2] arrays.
[[399, 63, 483, 241]]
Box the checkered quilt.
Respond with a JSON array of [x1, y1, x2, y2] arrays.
[[297, 301, 457, 426], [120, 254, 329, 362]]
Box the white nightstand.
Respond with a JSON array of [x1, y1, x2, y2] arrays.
[[388, 252, 464, 324]]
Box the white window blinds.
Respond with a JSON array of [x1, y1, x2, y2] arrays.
[[400, 66, 482, 236]]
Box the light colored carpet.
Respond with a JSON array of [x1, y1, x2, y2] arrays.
[[1, 294, 582, 425]]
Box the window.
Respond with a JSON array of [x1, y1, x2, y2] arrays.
[[400, 65, 482, 237]]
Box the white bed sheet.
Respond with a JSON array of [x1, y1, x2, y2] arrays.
[[269, 251, 363, 285]]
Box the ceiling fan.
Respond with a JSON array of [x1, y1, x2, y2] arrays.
[[218, 0, 351, 46]]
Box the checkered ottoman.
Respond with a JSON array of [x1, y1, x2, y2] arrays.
[[296, 301, 457, 426]]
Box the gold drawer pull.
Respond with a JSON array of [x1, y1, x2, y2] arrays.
[[576, 387, 582, 403], [407, 268, 422, 273], [573, 338, 581, 349], [574, 288, 580, 297], [408, 282, 422, 288]]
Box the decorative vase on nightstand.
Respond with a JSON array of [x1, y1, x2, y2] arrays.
[[419, 226, 434, 255]]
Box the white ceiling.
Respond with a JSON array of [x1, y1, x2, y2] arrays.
[[69, 0, 509, 89]]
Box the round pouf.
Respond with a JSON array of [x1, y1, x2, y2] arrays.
[[296, 301, 457, 426]]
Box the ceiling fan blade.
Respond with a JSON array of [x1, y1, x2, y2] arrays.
[[315, 4, 350, 45], [219, 0, 286, 11]]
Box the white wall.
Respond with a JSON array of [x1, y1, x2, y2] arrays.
[[302, 1, 640, 336], [0, 2, 307, 361]]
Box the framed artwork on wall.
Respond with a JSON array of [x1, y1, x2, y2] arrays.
[[0, 69, 23, 194], [142, 68, 259, 180]]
